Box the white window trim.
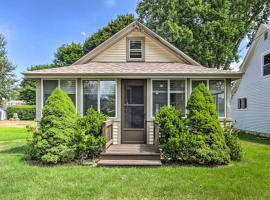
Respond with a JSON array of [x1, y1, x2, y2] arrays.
[[261, 49, 270, 78], [81, 79, 117, 119], [151, 79, 187, 118], [41, 78, 78, 112], [190, 79, 226, 119], [127, 37, 145, 62]]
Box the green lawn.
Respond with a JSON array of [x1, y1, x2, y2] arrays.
[[0, 128, 269, 200]]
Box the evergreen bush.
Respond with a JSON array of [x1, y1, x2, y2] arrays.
[[28, 88, 78, 164], [187, 83, 230, 165], [75, 107, 107, 160]]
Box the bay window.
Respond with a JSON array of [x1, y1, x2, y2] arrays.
[[152, 80, 186, 116], [83, 80, 116, 117]]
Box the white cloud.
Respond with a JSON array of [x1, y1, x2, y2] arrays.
[[81, 31, 86, 37], [230, 58, 243, 71], [104, 0, 116, 8]]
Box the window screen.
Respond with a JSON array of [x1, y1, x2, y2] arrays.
[[60, 80, 76, 106], [170, 80, 185, 116], [83, 80, 98, 115], [209, 80, 225, 117], [152, 80, 168, 115], [100, 81, 116, 117], [128, 39, 143, 60], [43, 80, 58, 105]]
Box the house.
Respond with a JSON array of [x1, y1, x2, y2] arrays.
[[232, 24, 270, 137], [0, 100, 25, 120], [23, 21, 242, 166]]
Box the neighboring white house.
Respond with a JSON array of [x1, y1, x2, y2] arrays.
[[232, 24, 270, 136], [0, 100, 26, 120]]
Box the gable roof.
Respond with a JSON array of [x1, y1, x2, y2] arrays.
[[232, 24, 270, 95], [73, 21, 201, 66]]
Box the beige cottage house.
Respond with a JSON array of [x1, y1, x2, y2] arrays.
[[24, 21, 242, 166]]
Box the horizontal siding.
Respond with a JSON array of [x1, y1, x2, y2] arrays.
[[92, 30, 183, 63], [232, 33, 270, 135]]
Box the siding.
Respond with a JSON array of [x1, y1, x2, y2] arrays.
[[232, 32, 270, 134], [92, 30, 183, 63]]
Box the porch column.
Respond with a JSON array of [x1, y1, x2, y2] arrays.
[[226, 78, 232, 120], [35, 79, 42, 121]]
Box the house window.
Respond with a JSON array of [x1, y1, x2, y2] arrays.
[[128, 38, 144, 61], [152, 80, 168, 115], [43, 80, 58, 105], [209, 80, 225, 117], [152, 80, 186, 116], [83, 80, 116, 117], [264, 32, 268, 40], [170, 80, 186, 115], [100, 81, 116, 117], [192, 80, 207, 90], [60, 80, 76, 106], [263, 53, 270, 76], [238, 98, 247, 109]]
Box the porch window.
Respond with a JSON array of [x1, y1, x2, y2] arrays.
[[209, 80, 225, 117], [128, 38, 144, 61], [83, 80, 98, 115], [100, 81, 116, 117], [83, 80, 116, 117], [170, 80, 186, 115], [263, 53, 270, 76], [152, 80, 186, 116], [60, 80, 76, 106], [43, 80, 58, 105], [152, 80, 168, 115], [192, 80, 207, 90]]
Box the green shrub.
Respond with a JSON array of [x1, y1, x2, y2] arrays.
[[6, 105, 36, 120], [28, 88, 78, 164], [187, 83, 230, 165], [224, 122, 242, 161], [75, 107, 107, 160]]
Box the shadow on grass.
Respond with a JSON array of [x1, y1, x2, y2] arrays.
[[0, 145, 27, 154], [239, 133, 270, 145]]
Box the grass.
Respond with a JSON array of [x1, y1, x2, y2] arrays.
[[0, 128, 269, 200]]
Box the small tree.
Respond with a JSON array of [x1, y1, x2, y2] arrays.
[[187, 83, 230, 165], [28, 88, 78, 164]]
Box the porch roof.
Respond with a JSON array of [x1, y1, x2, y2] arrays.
[[23, 62, 242, 78]]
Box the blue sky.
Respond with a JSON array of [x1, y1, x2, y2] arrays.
[[0, 0, 247, 80], [0, 0, 138, 79]]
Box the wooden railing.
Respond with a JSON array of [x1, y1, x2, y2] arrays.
[[102, 120, 113, 150], [154, 121, 160, 153]]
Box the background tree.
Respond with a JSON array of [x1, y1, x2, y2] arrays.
[[137, 0, 270, 69], [19, 64, 55, 104], [83, 14, 135, 54], [0, 34, 16, 103], [53, 42, 84, 66]]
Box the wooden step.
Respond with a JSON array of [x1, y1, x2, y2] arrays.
[[97, 159, 162, 167], [100, 152, 160, 160]]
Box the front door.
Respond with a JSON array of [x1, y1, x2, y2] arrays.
[[121, 80, 147, 144]]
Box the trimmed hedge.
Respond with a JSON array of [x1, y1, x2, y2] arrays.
[[6, 105, 36, 120]]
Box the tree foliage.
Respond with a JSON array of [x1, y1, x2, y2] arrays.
[[83, 14, 135, 54], [53, 42, 84, 66], [137, 0, 270, 69], [0, 34, 16, 102], [19, 64, 55, 104]]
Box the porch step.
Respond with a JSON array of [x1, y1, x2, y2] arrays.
[[97, 159, 162, 167], [97, 144, 161, 167]]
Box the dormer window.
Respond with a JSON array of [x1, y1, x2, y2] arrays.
[[127, 38, 144, 61]]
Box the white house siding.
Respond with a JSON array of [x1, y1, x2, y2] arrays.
[[232, 34, 270, 135]]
